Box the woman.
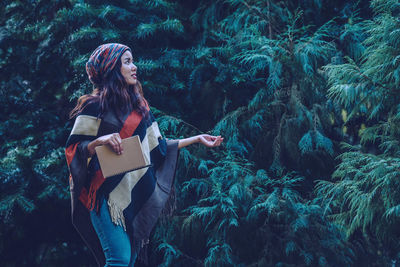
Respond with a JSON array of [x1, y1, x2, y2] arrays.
[[65, 43, 223, 267]]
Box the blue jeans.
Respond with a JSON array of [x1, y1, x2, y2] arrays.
[[90, 197, 140, 267]]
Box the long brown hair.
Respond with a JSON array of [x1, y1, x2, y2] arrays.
[[70, 56, 149, 121]]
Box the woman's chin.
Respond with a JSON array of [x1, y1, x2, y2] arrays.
[[127, 79, 137, 85]]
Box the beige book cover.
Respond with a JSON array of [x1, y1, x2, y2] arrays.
[[95, 135, 149, 178]]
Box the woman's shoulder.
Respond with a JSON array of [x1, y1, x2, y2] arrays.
[[77, 99, 101, 118]]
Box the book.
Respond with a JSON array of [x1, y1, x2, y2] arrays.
[[95, 135, 150, 178]]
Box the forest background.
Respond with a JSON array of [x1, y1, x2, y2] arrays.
[[1, 0, 400, 266]]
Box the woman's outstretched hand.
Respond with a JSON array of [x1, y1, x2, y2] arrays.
[[198, 134, 224, 147]]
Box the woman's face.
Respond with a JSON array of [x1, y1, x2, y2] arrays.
[[120, 50, 137, 85]]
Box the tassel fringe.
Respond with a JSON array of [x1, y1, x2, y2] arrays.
[[160, 183, 177, 219], [107, 198, 127, 231], [137, 238, 150, 265], [137, 185, 176, 265]]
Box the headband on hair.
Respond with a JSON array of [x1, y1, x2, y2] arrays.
[[86, 43, 130, 86]]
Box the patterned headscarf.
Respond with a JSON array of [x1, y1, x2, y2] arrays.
[[86, 43, 131, 86]]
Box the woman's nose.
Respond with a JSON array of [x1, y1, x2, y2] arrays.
[[131, 64, 137, 71]]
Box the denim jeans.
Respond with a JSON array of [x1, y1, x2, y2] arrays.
[[90, 197, 140, 267]]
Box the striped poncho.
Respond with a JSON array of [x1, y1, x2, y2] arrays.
[[65, 100, 179, 266]]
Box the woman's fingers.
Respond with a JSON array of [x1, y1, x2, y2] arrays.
[[93, 133, 124, 155], [216, 138, 223, 146], [211, 135, 222, 146], [199, 134, 224, 147], [108, 139, 120, 154], [107, 133, 123, 154], [113, 133, 123, 154], [215, 138, 222, 146]]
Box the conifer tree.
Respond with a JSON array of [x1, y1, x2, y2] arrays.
[[316, 0, 400, 262]]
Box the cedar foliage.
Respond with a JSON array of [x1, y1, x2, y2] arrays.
[[316, 0, 400, 262], [0, 0, 396, 266]]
